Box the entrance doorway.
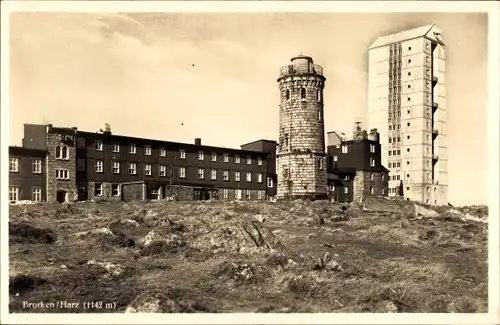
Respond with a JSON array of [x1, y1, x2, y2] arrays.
[[56, 190, 67, 203]]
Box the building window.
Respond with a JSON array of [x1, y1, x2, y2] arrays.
[[235, 171, 241, 182], [179, 149, 186, 159], [245, 190, 251, 200], [257, 157, 263, 166], [407, 148, 410, 152], [408, 84, 411, 89], [370, 187, 374, 194], [198, 168, 205, 179], [62, 146, 68, 159], [95, 140, 103, 151], [222, 189, 229, 199], [388, 151, 392, 156], [370, 173, 374, 181], [300, 88, 306, 99], [112, 142, 120, 153], [77, 138, 85, 148], [56, 170, 69, 180], [267, 177, 273, 188], [112, 161, 120, 174], [344, 187, 348, 194], [32, 188, 42, 202], [257, 173, 263, 183], [344, 175, 350, 181], [397, 175, 401, 181], [246, 156, 252, 165], [77, 158, 85, 171], [235, 155, 240, 164], [112, 184, 120, 197], [211, 169, 217, 180], [159, 165, 166, 177], [397, 162, 401, 167], [285, 89, 290, 101], [318, 110, 322, 121], [223, 170, 229, 181], [408, 72, 411, 76], [317, 89, 321, 102], [9, 158, 19, 172], [94, 183, 102, 197], [144, 164, 152, 176], [370, 144, 375, 153], [246, 172, 252, 182], [159, 148, 166, 157], [370, 158, 375, 167], [382, 173, 385, 181], [179, 167, 186, 178], [129, 163, 136, 175], [145, 146, 152, 156], [408, 59, 411, 64], [329, 184, 334, 191], [129, 144, 136, 154], [9, 187, 19, 202], [95, 160, 104, 173], [198, 151, 204, 161], [223, 153, 229, 162], [257, 191, 263, 200], [334, 156, 338, 162], [341, 145, 348, 154], [207, 152, 215, 162], [381, 187, 385, 195]]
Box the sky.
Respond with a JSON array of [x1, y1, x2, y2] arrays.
[[8, 12, 487, 205]]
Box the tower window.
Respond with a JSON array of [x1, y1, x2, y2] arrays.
[[317, 89, 321, 102], [301, 88, 306, 99], [285, 89, 290, 101]]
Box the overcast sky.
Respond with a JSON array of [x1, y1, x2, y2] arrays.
[[8, 12, 487, 205]]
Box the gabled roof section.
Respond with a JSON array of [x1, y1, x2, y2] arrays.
[[369, 24, 438, 50]]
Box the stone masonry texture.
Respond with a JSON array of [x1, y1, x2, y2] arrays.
[[46, 132, 77, 202], [277, 58, 328, 200]]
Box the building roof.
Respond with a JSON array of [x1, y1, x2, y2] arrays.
[[369, 24, 443, 50], [9, 146, 48, 157]]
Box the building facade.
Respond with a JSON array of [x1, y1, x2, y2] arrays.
[[326, 123, 389, 203], [8, 146, 47, 202], [276, 55, 328, 200], [10, 123, 277, 203], [368, 24, 448, 205]]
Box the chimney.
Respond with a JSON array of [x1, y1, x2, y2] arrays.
[[103, 123, 111, 135], [194, 138, 201, 146], [368, 128, 379, 142]]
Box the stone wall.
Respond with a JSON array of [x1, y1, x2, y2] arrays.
[[276, 74, 328, 199], [46, 132, 77, 202], [353, 170, 388, 203], [122, 182, 146, 202], [277, 153, 327, 199], [169, 185, 194, 201]]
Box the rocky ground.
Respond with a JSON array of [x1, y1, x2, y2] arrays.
[[8, 197, 488, 313]]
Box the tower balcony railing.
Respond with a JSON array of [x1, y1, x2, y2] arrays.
[[432, 76, 438, 85], [432, 128, 439, 136], [432, 154, 439, 161], [279, 64, 324, 77]]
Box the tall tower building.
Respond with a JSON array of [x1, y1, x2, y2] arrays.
[[276, 55, 328, 200], [367, 25, 448, 205]]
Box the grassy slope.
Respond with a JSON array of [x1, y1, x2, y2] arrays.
[[8, 199, 488, 313]]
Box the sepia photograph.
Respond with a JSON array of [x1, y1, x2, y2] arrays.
[[1, 1, 499, 324]]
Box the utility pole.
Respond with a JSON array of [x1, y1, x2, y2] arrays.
[[169, 165, 173, 199]]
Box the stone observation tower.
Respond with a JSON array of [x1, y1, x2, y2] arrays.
[[276, 55, 328, 200]]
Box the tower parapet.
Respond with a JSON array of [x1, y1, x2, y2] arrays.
[[276, 55, 328, 200]]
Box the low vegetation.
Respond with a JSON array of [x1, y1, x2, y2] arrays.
[[9, 197, 488, 313]]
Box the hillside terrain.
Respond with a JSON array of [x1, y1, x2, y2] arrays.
[[8, 197, 488, 313]]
